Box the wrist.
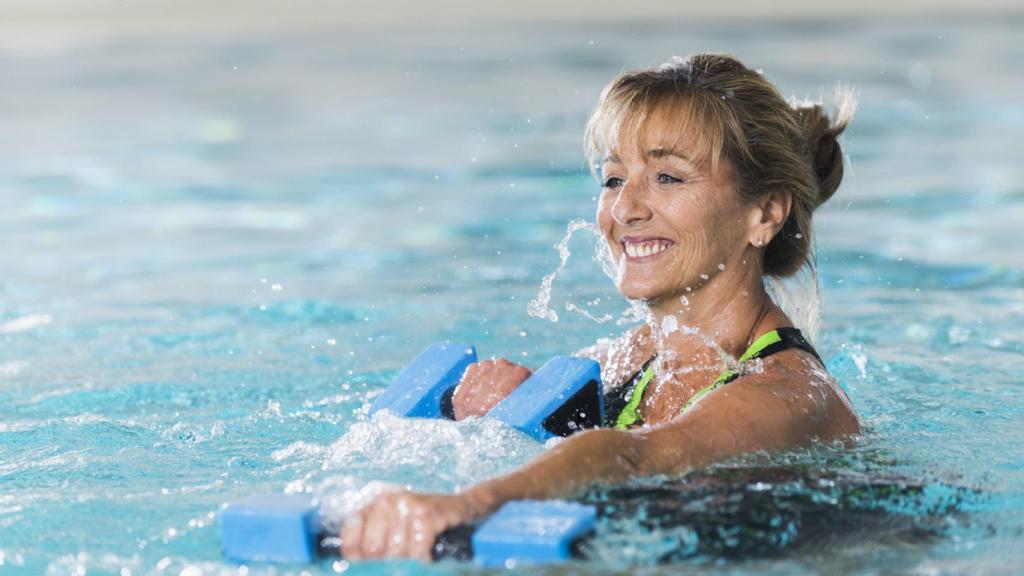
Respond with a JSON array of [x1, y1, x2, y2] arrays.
[[459, 482, 502, 519]]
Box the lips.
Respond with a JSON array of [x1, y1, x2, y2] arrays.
[[620, 236, 675, 261]]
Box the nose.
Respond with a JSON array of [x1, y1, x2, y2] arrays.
[[610, 179, 653, 227]]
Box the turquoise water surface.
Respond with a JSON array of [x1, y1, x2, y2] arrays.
[[2, 13, 1023, 575]]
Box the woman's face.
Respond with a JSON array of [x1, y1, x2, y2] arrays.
[[596, 126, 755, 306]]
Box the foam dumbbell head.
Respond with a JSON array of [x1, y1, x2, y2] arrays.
[[368, 342, 477, 418], [471, 500, 596, 567], [485, 356, 603, 441], [219, 494, 320, 563]]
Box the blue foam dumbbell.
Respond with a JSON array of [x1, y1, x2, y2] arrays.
[[366, 343, 604, 440], [219, 494, 596, 566]]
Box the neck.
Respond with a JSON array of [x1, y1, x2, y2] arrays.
[[645, 264, 770, 359]]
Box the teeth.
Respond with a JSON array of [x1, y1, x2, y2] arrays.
[[623, 241, 670, 259]]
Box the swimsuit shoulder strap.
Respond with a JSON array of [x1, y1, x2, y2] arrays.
[[610, 327, 823, 429], [680, 327, 822, 413]]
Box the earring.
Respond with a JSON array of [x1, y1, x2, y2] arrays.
[[753, 237, 764, 247]]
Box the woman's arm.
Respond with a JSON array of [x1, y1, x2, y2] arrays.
[[468, 368, 857, 505], [342, 368, 858, 560]]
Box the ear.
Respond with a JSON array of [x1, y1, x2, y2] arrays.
[[747, 190, 792, 247]]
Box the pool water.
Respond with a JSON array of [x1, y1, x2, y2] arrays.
[[2, 12, 1023, 575]]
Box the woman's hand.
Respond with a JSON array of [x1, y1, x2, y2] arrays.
[[451, 359, 532, 420], [340, 491, 484, 561]]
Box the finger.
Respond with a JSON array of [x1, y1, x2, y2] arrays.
[[361, 497, 392, 558], [384, 497, 409, 558], [403, 500, 425, 559], [410, 514, 434, 561], [340, 510, 365, 560]]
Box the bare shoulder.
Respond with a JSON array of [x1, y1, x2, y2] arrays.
[[739, 347, 861, 440]]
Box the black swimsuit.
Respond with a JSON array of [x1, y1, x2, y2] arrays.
[[602, 327, 823, 429]]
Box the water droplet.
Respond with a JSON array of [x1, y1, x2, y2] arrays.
[[661, 315, 678, 335]]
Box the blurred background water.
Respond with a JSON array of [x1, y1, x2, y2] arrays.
[[1, 1, 1022, 574]]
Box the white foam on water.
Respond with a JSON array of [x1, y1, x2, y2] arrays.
[[313, 411, 546, 530], [323, 411, 543, 482], [0, 361, 27, 377], [314, 477, 406, 531], [0, 314, 52, 334]]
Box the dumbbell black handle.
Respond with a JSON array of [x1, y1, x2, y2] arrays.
[[314, 524, 477, 561], [316, 524, 588, 561]]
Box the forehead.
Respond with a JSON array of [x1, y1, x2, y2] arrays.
[[594, 96, 725, 175]]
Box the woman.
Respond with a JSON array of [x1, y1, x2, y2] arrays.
[[341, 53, 861, 560]]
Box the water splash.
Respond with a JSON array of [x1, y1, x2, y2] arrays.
[[565, 301, 614, 324], [526, 217, 779, 401], [528, 219, 605, 322], [609, 300, 646, 328], [660, 314, 679, 336]]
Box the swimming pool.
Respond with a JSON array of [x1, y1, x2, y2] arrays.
[[1, 11, 1022, 575]]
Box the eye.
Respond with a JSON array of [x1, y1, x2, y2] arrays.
[[657, 173, 684, 185], [603, 176, 625, 189]]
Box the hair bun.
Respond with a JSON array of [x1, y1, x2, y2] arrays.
[[792, 87, 856, 207]]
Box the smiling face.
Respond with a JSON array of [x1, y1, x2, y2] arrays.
[[596, 113, 757, 306]]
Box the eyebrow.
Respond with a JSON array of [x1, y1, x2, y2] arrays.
[[647, 148, 691, 162], [602, 148, 691, 164]]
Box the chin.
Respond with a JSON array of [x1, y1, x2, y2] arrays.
[[615, 277, 665, 302]]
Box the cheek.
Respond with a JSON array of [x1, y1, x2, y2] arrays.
[[660, 195, 733, 273], [664, 194, 715, 244], [596, 195, 615, 238]]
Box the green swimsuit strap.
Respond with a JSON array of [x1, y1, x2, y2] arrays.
[[612, 329, 786, 430], [612, 358, 656, 429], [678, 329, 783, 414]]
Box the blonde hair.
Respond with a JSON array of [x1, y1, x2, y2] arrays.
[[585, 53, 855, 277]]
